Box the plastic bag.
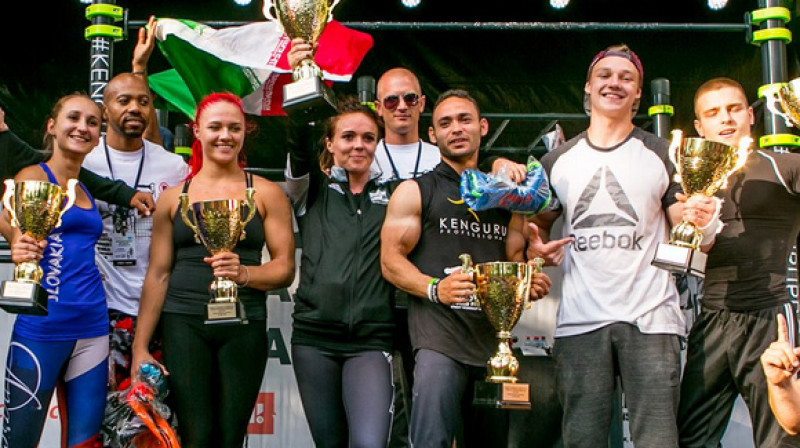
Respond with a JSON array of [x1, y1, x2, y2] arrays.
[[102, 362, 180, 448], [460, 155, 552, 213]]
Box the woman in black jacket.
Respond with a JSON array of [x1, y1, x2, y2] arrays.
[[285, 94, 396, 448]]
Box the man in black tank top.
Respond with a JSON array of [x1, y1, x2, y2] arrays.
[[381, 89, 551, 448], [678, 77, 800, 447]]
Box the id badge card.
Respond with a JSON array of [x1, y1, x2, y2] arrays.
[[111, 232, 136, 266]]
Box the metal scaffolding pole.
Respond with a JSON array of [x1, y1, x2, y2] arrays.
[[86, 1, 124, 106], [744, 1, 800, 309], [128, 20, 749, 33], [649, 78, 673, 139], [753, 0, 794, 153]]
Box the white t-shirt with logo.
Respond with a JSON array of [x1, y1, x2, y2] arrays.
[[82, 136, 189, 316], [541, 128, 685, 338], [372, 139, 440, 182]]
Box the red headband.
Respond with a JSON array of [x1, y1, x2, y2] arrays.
[[586, 49, 644, 84]]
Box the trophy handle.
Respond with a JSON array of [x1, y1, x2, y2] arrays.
[[56, 179, 78, 228], [764, 85, 793, 128], [179, 193, 201, 244], [2, 179, 17, 229], [238, 188, 258, 241], [459, 253, 473, 276], [735, 136, 752, 169], [242, 188, 257, 226], [720, 136, 753, 190], [262, 0, 286, 34], [327, 0, 341, 22], [524, 258, 544, 310], [668, 129, 683, 183]]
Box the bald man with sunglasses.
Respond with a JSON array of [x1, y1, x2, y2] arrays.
[[373, 68, 441, 183], [373, 68, 444, 448], [373, 68, 526, 184]]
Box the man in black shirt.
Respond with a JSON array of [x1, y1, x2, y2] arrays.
[[678, 77, 800, 448], [380, 89, 551, 448]]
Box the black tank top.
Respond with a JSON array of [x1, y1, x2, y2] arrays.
[[164, 173, 267, 318], [409, 162, 512, 366]]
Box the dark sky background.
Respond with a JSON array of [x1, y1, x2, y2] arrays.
[[1, 0, 797, 171]]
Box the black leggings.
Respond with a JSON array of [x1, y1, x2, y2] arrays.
[[160, 313, 268, 448], [292, 344, 394, 448]]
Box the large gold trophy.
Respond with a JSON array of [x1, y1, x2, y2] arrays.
[[179, 189, 257, 325], [1, 179, 77, 315], [764, 78, 800, 128], [263, 0, 340, 118], [651, 130, 750, 277], [463, 254, 542, 410]]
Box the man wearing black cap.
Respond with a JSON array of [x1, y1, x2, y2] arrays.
[[527, 44, 715, 447]]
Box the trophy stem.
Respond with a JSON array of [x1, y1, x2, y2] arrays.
[[14, 261, 44, 284], [670, 220, 702, 249], [293, 58, 322, 82], [487, 331, 519, 383], [210, 277, 238, 303], [205, 277, 247, 325]]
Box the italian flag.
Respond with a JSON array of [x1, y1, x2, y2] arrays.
[[149, 18, 373, 117]]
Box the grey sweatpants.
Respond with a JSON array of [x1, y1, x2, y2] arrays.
[[554, 323, 682, 448]]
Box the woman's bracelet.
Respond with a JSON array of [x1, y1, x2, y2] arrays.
[[236, 265, 250, 288]]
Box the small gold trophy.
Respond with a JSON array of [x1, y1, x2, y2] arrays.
[[463, 254, 541, 410], [651, 129, 751, 277], [179, 189, 257, 325], [764, 78, 800, 128], [1, 179, 77, 315], [263, 0, 340, 118]]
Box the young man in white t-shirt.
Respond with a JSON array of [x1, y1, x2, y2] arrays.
[[529, 44, 715, 447]]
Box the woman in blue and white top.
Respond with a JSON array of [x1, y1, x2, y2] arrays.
[[2, 92, 108, 448]]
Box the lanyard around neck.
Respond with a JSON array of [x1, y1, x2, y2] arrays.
[[383, 140, 423, 180], [104, 136, 145, 190]]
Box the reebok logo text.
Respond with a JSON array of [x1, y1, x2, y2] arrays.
[[570, 230, 643, 252]]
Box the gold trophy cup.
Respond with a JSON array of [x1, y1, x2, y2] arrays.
[[465, 254, 541, 410], [651, 129, 750, 277], [1, 179, 77, 315], [179, 189, 257, 325], [263, 0, 340, 118], [764, 78, 800, 128]]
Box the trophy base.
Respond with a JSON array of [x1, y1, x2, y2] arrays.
[[282, 77, 338, 121], [651, 242, 707, 278], [205, 300, 249, 325], [0, 280, 48, 316], [473, 381, 531, 410]]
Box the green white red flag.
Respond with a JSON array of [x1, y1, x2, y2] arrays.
[[149, 18, 373, 117]]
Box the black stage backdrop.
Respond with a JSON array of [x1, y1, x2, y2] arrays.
[[1, 0, 798, 173]]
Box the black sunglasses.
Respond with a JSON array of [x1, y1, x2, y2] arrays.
[[381, 93, 420, 110]]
